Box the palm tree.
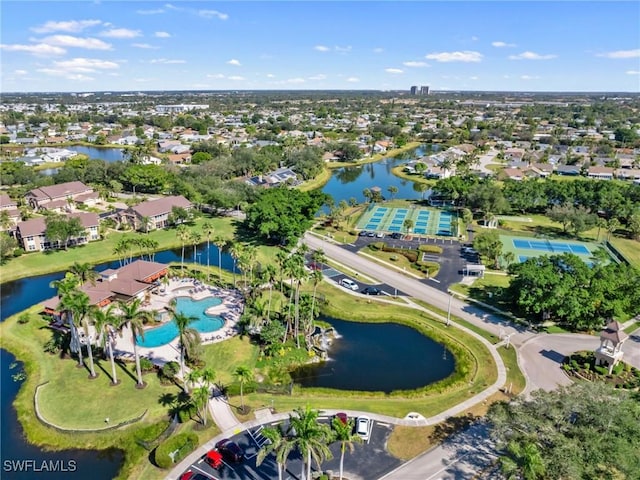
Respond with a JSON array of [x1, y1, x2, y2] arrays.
[[263, 263, 278, 320], [233, 365, 253, 413], [332, 417, 362, 480], [229, 242, 245, 287], [186, 368, 203, 394], [256, 423, 294, 480], [387, 185, 398, 201], [275, 249, 289, 295], [500, 440, 546, 480], [192, 385, 211, 426], [58, 289, 91, 369], [117, 298, 156, 388], [176, 225, 190, 274], [68, 262, 99, 285], [189, 231, 202, 264], [201, 221, 215, 281], [200, 366, 216, 391], [173, 310, 199, 392], [91, 305, 121, 385], [213, 236, 227, 281], [403, 218, 414, 234], [308, 269, 323, 343], [140, 215, 152, 233], [502, 251, 516, 270], [289, 406, 333, 480], [362, 188, 372, 203], [606, 217, 620, 242], [79, 301, 98, 379]]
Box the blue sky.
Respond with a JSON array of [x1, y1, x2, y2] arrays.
[[1, 1, 639, 93]]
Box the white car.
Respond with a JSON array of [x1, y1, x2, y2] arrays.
[[355, 416, 372, 441], [340, 278, 359, 291]]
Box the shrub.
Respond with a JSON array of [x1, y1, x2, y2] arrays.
[[594, 365, 609, 376], [369, 241, 386, 251], [17, 313, 30, 324], [13, 248, 25, 257], [159, 361, 179, 384], [138, 357, 155, 373], [583, 362, 591, 371], [154, 432, 198, 469], [612, 363, 624, 376], [418, 244, 443, 254]]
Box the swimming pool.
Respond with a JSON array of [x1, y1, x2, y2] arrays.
[[136, 296, 225, 348]]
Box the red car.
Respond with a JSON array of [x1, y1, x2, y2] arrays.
[[334, 412, 348, 426], [204, 449, 223, 469]]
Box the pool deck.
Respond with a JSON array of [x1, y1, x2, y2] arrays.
[[111, 278, 244, 367]]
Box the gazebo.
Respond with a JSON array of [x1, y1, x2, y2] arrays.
[[594, 320, 628, 374]]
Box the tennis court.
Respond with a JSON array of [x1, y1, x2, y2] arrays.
[[356, 205, 457, 237], [500, 235, 606, 265]]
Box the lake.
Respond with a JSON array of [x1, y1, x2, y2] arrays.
[[67, 146, 127, 163], [291, 316, 455, 393], [319, 144, 438, 205]]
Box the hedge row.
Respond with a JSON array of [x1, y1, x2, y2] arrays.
[[418, 244, 443, 254], [155, 432, 199, 469]]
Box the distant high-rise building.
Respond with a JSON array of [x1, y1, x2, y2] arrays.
[[420, 86, 430, 95], [410, 86, 418, 95]]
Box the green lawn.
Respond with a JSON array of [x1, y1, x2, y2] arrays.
[[0, 216, 239, 283], [200, 336, 261, 385]]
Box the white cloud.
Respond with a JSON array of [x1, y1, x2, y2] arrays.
[[286, 78, 305, 84], [520, 75, 541, 80], [41, 35, 112, 50], [227, 75, 245, 81], [597, 49, 640, 59], [626, 70, 640, 75], [373, 48, 384, 54], [0, 43, 66, 56], [132, 43, 158, 49], [470, 76, 479, 80], [135, 78, 154, 83], [54, 58, 119, 71], [37, 69, 94, 81], [14, 69, 28, 75], [227, 59, 241, 66], [314, 45, 330, 52], [403, 61, 428, 67], [155, 31, 171, 38], [492, 41, 516, 48], [471, 36, 479, 41], [308, 74, 327, 81], [31, 19, 102, 33], [266, 73, 275, 78], [508, 51, 557, 60], [425, 50, 483, 62], [335, 45, 351, 53], [149, 58, 186, 64], [100, 28, 142, 39], [346, 77, 360, 82], [207, 73, 225, 79], [198, 10, 229, 20], [136, 8, 165, 15], [385, 68, 404, 74]]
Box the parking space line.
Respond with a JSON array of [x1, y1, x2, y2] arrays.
[[191, 463, 217, 478]]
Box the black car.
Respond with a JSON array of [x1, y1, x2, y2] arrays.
[[367, 231, 376, 237], [358, 230, 369, 237], [389, 232, 402, 239], [361, 286, 381, 295], [215, 439, 245, 463]]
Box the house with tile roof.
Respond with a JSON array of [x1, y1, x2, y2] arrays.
[[15, 212, 100, 252], [120, 195, 193, 231], [26, 181, 97, 211], [0, 193, 20, 229]]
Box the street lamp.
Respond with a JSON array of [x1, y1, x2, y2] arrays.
[[446, 291, 452, 327]]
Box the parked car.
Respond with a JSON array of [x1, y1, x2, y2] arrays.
[[390, 232, 402, 239], [340, 278, 359, 291], [180, 472, 208, 480], [355, 416, 372, 441], [204, 450, 223, 469], [334, 412, 348, 427], [358, 230, 369, 237], [215, 439, 245, 463], [367, 231, 376, 237], [361, 286, 381, 296], [375, 231, 384, 238]]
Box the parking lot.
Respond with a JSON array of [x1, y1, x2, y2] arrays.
[[180, 414, 401, 480]]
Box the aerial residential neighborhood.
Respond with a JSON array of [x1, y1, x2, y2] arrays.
[[1, 1, 639, 480]]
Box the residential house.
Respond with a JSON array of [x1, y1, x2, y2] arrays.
[[0, 194, 20, 228], [529, 163, 554, 178], [614, 169, 640, 182], [555, 165, 582, 176], [121, 195, 193, 231], [26, 181, 98, 211], [167, 153, 192, 165], [246, 167, 299, 187], [502, 168, 526, 181], [15, 212, 100, 252], [587, 166, 614, 180], [424, 165, 453, 179]]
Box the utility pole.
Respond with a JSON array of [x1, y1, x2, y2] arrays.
[[446, 291, 452, 327]]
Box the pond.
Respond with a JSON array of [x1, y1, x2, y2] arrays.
[[319, 144, 439, 205], [66, 145, 127, 163], [290, 316, 455, 393]]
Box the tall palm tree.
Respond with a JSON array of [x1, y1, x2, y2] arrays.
[[233, 365, 253, 412], [500, 440, 546, 480], [176, 225, 190, 274], [275, 249, 289, 295], [173, 310, 199, 392], [289, 406, 333, 480], [332, 417, 362, 480], [78, 301, 98, 379], [309, 269, 323, 343], [213, 236, 227, 281], [58, 289, 91, 369], [117, 298, 156, 388], [200, 366, 216, 391], [192, 385, 211, 426], [256, 423, 294, 480], [201, 221, 214, 281], [91, 305, 122, 385], [387, 185, 398, 201], [293, 261, 309, 348], [186, 368, 203, 394], [68, 262, 99, 285], [189, 231, 202, 264], [263, 263, 278, 320], [229, 242, 245, 287]]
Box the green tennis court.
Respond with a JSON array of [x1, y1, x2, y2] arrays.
[[356, 205, 458, 236], [500, 234, 609, 265]]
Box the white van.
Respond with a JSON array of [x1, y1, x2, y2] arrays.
[[340, 278, 359, 291]]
